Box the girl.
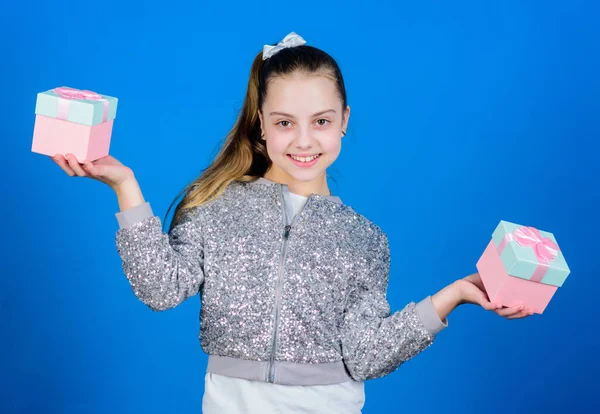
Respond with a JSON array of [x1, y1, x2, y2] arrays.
[[51, 32, 533, 414]]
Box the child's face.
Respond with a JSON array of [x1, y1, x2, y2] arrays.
[[258, 71, 350, 188]]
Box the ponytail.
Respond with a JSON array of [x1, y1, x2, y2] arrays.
[[165, 52, 270, 232]]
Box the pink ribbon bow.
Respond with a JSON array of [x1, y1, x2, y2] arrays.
[[54, 86, 109, 123], [497, 226, 560, 283]]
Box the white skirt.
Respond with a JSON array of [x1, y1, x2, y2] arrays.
[[202, 373, 365, 414]]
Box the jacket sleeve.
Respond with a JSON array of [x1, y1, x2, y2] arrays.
[[114, 201, 205, 312], [340, 231, 448, 381]]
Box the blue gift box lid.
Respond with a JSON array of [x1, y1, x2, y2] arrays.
[[491, 220, 570, 287], [35, 86, 118, 126]]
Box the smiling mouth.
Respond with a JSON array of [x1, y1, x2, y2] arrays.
[[287, 153, 322, 163]]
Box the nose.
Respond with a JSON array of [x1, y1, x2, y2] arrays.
[[294, 125, 313, 149]]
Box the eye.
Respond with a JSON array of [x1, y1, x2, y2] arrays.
[[277, 120, 292, 128], [316, 119, 330, 126]]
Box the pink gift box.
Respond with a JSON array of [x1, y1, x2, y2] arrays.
[[477, 239, 558, 314], [32, 115, 113, 162], [31, 86, 118, 162], [476, 221, 570, 314]]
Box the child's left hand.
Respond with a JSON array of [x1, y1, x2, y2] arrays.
[[456, 272, 535, 319]]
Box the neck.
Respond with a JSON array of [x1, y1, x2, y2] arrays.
[[262, 169, 331, 197]]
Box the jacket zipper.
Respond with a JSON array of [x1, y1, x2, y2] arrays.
[[265, 184, 312, 383]]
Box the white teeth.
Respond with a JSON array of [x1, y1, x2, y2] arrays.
[[290, 154, 319, 162]]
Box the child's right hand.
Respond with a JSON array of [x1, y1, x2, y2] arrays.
[[51, 153, 135, 191]]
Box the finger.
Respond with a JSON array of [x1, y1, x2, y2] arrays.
[[53, 154, 76, 176], [81, 160, 104, 178], [96, 155, 121, 166], [480, 299, 498, 311], [65, 154, 87, 177], [473, 291, 499, 311], [494, 305, 524, 317], [465, 273, 485, 291], [506, 309, 534, 319]]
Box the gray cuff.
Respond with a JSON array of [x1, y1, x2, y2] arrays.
[[415, 296, 448, 336], [115, 202, 154, 229]]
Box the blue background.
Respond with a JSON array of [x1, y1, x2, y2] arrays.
[[2, 1, 598, 413]]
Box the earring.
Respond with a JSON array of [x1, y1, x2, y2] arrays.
[[342, 130, 346, 137]]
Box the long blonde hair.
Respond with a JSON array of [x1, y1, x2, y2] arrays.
[[166, 44, 348, 232]]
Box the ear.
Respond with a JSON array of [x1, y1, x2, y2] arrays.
[[342, 105, 350, 136]]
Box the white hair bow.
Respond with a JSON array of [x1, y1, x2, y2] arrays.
[[262, 32, 307, 60]]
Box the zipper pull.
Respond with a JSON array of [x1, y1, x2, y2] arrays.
[[284, 225, 291, 239]]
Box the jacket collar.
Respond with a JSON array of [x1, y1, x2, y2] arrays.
[[252, 177, 343, 205]]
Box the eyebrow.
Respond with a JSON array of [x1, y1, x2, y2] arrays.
[[268, 109, 337, 118]]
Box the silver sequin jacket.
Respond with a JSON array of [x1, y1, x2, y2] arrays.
[[114, 177, 447, 386]]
